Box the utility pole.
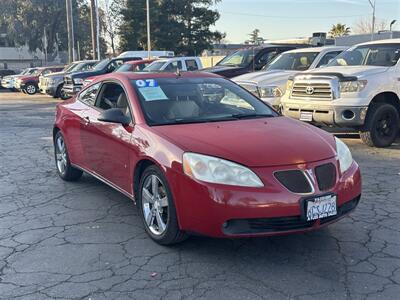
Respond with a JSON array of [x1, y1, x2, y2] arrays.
[[368, 0, 376, 40], [90, 0, 97, 60], [146, 0, 151, 59], [95, 0, 100, 60], [66, 0, 75, 63]]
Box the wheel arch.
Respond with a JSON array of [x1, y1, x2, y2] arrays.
[[369, 92, 400, 116]]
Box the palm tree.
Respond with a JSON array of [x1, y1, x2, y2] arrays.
[[329, 23, 351, 38]]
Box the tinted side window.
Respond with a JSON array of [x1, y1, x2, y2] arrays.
[[164, 61, 182, 72], [79, 83, 100, 106], [316, 51, 343, 68], [106, 60, 124, 72], [255, 50, 278, 69], [95, 83, 131, 121], [186, 59, 199, 71]]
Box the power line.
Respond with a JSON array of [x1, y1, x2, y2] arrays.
[[221, 11, 369, 19]]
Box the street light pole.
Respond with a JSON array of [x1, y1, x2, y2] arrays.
[[95, 0, 100, 60], [66, 0, 75, 63], [90, 0, 97, 59], [368, 0, 376, 40], [146, 0, 151, 59], [390, 20, 396, 39]]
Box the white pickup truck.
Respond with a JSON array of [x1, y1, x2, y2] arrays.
[[281, 39, 400, 147], [232, 46, 346, 108]]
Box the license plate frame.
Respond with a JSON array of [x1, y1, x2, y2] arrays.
[[300, 111, 313, 122], [301, 193, 337, 222]]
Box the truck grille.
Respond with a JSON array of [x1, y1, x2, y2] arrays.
[[64, 77, 73, 85], [238, 83, 260, 98], [291, 82, 332, 99]]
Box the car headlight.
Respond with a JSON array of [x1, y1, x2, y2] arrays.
[[258, 86, 282, 98], [335, 137, 353, 173], [183, 152, 264, 187], [73, 78, 84, 84], [339, 80, 367, 93]]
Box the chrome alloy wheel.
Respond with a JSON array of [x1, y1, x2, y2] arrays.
[[26, 84, 36, 94], [55, 135, 68, 174], [141, 174, 169, 235]]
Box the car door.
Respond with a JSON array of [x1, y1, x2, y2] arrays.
[[83, 81, 133, 193]]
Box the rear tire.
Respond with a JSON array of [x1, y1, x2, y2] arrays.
[[360, 103, 399, 147], [25, 83, 37, 95], [54, 131, 83, 181], [137, 165, 187, 245]]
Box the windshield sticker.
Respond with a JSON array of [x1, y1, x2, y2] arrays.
[[138, 86, 168, 101], [135, 79, 158, 87]]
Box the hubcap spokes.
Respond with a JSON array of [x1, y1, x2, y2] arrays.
[[56, 136, 67, 173], [142, 174, 168, 235], [376, 113, 394, 137]]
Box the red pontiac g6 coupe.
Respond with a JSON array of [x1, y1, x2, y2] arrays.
[[53, 72, 361, 245]]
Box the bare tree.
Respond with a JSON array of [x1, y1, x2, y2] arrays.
[[353, 17, 388, 34], [100, 0, 122, 55]]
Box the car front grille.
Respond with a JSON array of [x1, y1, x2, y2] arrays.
[[239, 83, 260, 97], [274, 170, 313, 194], [315, 163, 336, 191], [291, 82, 332, 99], [223, 195, 361, 235], [64, 77, 73, 85]]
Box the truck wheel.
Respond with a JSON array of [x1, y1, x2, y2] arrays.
[[360, 103, 399, 147], [54, 85, 62, 98]]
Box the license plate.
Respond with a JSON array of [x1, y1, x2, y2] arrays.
[[300, 111, 313, 122], [306, 194, 337, 221]]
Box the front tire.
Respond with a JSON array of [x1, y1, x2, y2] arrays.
[[360, 103, 399, 147], [54, 131, 83, 181], [137, 165, 187, 245], [25, 83, 37, 95]]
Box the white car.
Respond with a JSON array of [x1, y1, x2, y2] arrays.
[[143, 57, 203, 72], [281, 39, 400, 147], [232, 46, 346, 108]]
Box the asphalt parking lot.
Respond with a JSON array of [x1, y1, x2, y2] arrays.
[[0, 91, 399, 300]]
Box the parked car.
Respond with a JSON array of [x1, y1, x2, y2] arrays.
[[0, 69, 17, 88], [15, 66, 64, 95], [82, 59, 157, 87], [1, 68, 39, 91], [53, 71, 361, 245], [39, 60, 97, 99], [142, 57, 202, 72], [233, 46, 346, 108], [281, 39, 400, 148], [62, 56, 141, 97], [202, 44, 310, 78]]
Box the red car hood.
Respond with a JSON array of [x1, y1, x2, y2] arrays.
[[151, 117, 337, 167]]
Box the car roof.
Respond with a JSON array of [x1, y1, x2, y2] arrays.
[[284, 46, 347, 54], [96, 71, 221, 82], [124, 59, 156, 65], [154, 57, 198, 63], [356, 38, 400, 46]]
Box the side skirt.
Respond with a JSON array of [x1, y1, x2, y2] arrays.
[[72, 164, 136, 204]]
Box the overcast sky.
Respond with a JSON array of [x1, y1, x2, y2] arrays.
[[213, 0, 400, 43]]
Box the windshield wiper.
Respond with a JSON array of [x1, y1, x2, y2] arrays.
[[230, 113, 275, 119]]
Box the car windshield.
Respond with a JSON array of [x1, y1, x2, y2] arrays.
[[328, 43, 400, 67], [93, 59, 110, 70], [143, 61, 166, 72], [132, 77, 277, 126], [26, 69, 37, 75], [266, 52, 319, 71], [217, 49, 258, 67]]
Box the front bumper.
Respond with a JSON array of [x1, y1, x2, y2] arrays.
[[169, 158, 361, 238], [282, 102, 368, 127], [62, 84, 82, 96], [40, 84, 57, 96]]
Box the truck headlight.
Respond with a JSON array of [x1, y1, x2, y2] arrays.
[[286, 79, 293, 92], [183, 152, 264, 187], [335, 137, 353, 173], [339, 80, 367, 93], [73, 78, 84, 84], [258, 86, 282, 98]]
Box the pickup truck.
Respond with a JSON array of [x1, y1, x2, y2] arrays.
[[281, 39, 400, 147], [202, 44, 309, 78], [143, 57, 202, 72], [62, 56, 140, 97], [39, 60, 97, 99], [232, 46, 346, 108], [15, 66, 64, 95]]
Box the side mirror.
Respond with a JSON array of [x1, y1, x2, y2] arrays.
[[98, 108, 131, 126]]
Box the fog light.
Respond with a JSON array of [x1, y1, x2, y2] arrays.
[[342, 110, 355, 120]]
